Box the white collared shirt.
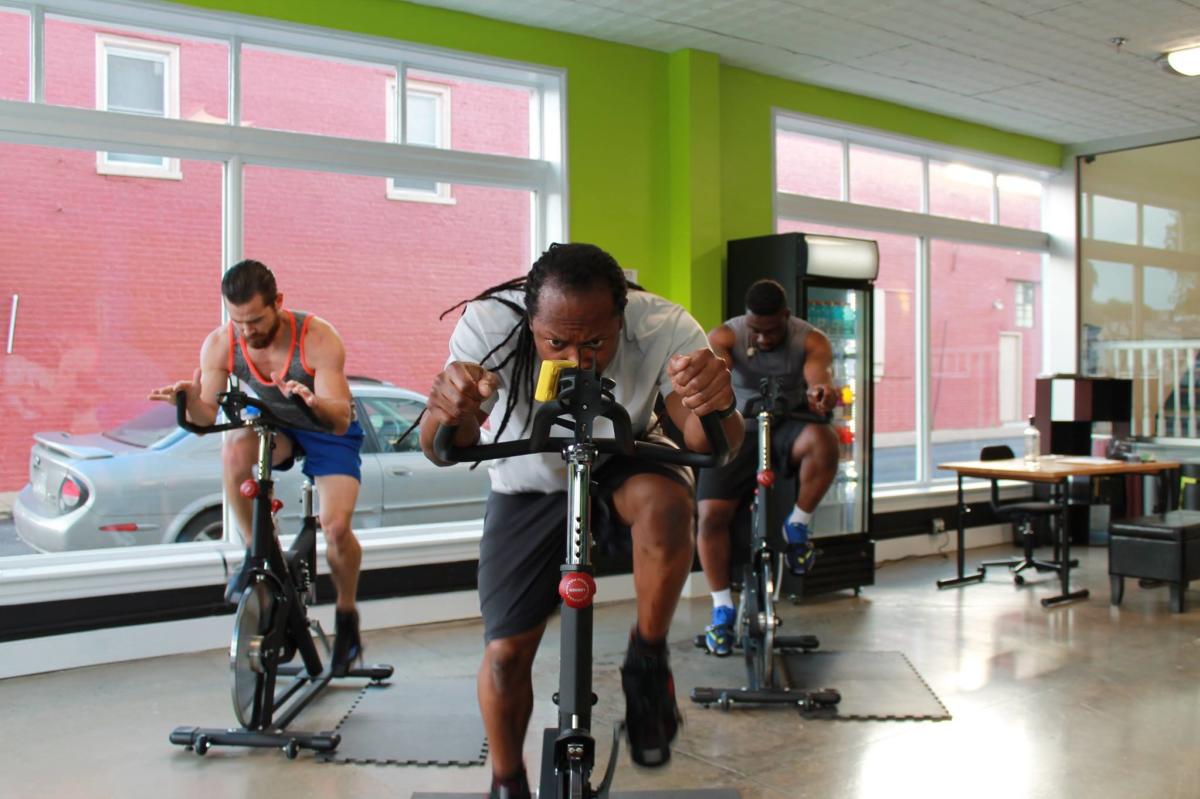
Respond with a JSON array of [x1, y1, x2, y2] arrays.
[[447, 289, 709, 494]]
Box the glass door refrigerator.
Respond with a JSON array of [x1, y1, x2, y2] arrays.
[[727, 232, 879, 598]]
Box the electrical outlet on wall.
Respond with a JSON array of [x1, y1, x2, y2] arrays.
[[930, 517, 946, 534]]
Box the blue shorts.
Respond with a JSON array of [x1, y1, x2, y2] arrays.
[[280, 421, 365, 482]]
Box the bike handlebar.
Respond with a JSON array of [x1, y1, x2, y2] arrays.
[[175, 387, 328, 435], [432, 395, 732, 469]]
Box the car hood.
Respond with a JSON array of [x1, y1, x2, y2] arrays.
[[32, 431, 146, 461]]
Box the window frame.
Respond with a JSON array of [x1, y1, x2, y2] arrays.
[[773, 109, 1057, 492], [0, 0, 568, 609], [384, 77, 454, 204], [94, 32, 181, 179]]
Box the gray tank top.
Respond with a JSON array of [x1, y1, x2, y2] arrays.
[[727, 314, 815, 413], [228, 310, 323, 431]]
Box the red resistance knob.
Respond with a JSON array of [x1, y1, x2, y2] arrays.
[[240, 479, 259, 499], [559, 572, 596, 609], [757, 469, 776, 488], [271, 498, 284, 514]]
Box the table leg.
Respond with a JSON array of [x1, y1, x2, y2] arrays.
[[938, 473, 985, 589], [1042, 479, 1089, 607]]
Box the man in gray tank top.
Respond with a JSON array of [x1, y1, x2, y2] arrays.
[[150, 260, 368, 675], [694, 279, 840, 656]]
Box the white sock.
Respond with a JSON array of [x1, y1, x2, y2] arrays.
[[711, 589, 734, 610], [788, 506, 812, 526]]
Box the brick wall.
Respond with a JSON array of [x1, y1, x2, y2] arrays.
[[0, 22, 529, 491]]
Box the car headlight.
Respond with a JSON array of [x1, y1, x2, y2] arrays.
[[58, 475, 88, 513]]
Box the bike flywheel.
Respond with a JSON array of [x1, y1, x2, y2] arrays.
[[230, 580, 274, 728]]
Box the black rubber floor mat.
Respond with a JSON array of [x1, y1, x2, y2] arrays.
[[319, 679, 486, 766], [780, 650, 950, 721], [415, 787, 739, 791]]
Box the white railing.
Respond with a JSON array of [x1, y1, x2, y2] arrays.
[[1092, 339, 1200, 438]]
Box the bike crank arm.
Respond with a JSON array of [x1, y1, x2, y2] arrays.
[[593, 722, 623, 799]]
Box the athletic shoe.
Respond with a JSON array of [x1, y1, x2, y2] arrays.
[[621, 634, 681, 767], [704, 605, 736, 657], [782, 520, 816, 575], [488, 768, 531, 799], [331, 609, 363, 677]]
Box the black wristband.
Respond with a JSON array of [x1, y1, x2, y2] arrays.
[[715, 399, 738, 419]]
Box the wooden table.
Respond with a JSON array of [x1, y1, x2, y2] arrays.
[[936, 456, 1180, 607]]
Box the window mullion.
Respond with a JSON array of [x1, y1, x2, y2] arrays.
[[991, 172, 999, 225], [31, 4, 44, 103], [916, 236, 931, 485], [921, 155, 929, 214], [228, 35, 240, 126], [397, 63, 406, 145], [840, 139, 849, 202]]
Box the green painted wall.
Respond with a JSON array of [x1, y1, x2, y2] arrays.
[[169, 1, 1064, 327], [667, 49, 722, 324]]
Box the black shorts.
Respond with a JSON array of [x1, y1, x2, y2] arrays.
[[696, 417, 819, 502], [477, 441, 694, 642]]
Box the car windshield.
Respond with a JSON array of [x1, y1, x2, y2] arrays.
[[103, 404, 180, 448]]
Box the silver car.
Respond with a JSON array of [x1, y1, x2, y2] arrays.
[[13, 379, 490, 552]]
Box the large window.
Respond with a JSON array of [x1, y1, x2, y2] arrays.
[[775, 114, 1052, 490], [0, 0, 564, 574]]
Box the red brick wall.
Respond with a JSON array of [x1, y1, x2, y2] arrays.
[[0, 23, 529, 492]]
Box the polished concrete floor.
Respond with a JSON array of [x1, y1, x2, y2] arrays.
[[3, 544, 1199, 799]]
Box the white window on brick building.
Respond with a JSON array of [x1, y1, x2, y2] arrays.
[[385, 79, 453, 203], [1014, 281, 1035, 328], [95, 34, 180, 179], [774, 112, 1052, 489]]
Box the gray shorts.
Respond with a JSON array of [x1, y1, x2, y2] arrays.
[[477, 442, 694, 642], [696, 417, 819, 502]]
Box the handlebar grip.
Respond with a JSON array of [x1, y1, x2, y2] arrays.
[[699, 412, 733, 468], [175, 390, 240, 435], [433, 424, 535, 463]]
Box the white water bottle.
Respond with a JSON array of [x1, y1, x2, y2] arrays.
[[1023, 416, 1041, 464]]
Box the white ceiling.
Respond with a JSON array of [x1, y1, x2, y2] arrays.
[[405, 0, 1200, 145]]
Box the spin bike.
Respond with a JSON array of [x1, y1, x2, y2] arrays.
[[169, 386, 393, 758], [690, 376, 841, 711], [433, 360, 731, 799]]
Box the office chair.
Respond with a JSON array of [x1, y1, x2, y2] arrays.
[[977, 444, 1070, 585]]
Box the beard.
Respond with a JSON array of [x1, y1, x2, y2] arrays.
[[246, 315, 282, 348]]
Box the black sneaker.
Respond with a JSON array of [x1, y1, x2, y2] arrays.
[[331, 609, 363, 677], [488, 768, 531, 799], [620, 633, 681, 767], [224, 549, 253, 605]]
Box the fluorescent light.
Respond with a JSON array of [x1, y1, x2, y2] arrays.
[[1165, 45, 1200, 76]]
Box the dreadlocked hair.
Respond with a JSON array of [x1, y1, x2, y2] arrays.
[[440, 242, 634, 443]]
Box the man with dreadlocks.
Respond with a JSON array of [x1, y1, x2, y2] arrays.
[[420, 242, 743, 799], [695, 278, 840, 657]]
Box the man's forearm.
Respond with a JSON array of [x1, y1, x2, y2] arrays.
[[310, 396, 353, 435]]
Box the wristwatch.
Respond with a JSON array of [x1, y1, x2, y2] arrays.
[[715, 399, 739, 419]]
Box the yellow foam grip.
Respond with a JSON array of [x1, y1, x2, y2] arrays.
[[535, 360, 577, 402]]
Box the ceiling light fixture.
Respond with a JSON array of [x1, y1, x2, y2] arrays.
[[1162, 45, 1200, 76]]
